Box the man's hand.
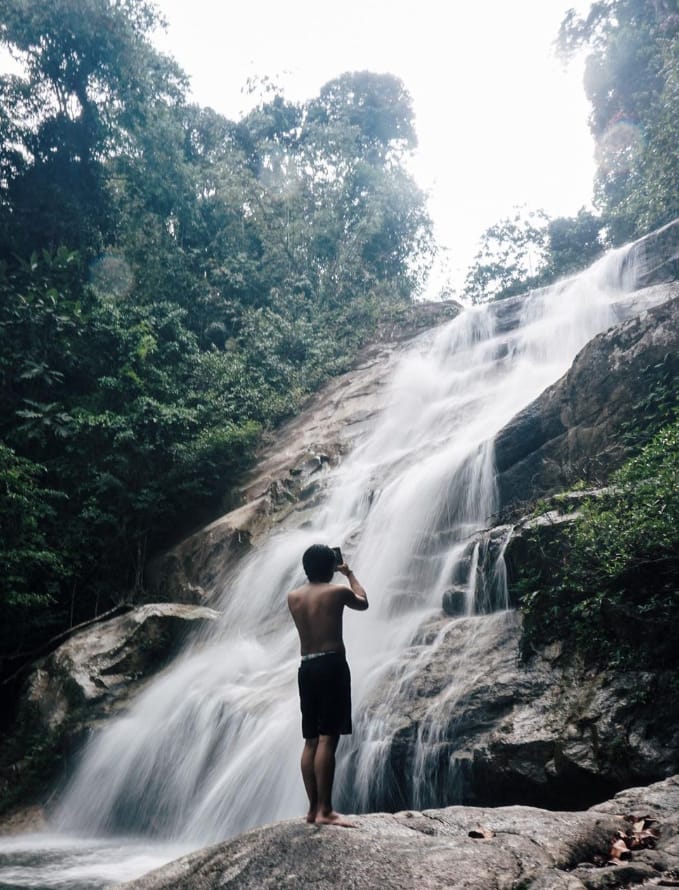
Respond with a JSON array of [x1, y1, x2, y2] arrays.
[[338, 564, 368, 610]]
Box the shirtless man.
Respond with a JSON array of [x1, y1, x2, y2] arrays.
[[287, 543, 368, 827]]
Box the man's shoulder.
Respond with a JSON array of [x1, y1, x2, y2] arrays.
[[319, 582, 350, 595]]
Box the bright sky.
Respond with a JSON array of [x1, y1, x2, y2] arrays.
[[152, 0, 596, 297]]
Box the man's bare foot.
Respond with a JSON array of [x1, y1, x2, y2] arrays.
[[305, 810, 316, 824], [315, 810, 356, 828]]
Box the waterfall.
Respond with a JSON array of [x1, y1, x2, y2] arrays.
[[53, 246, 660, 845]]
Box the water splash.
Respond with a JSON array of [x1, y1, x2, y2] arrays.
[[54, 246, 665, 845]]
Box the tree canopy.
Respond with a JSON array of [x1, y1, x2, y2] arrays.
[[463, 207, 605, 303], [558, 0, 679, 243]]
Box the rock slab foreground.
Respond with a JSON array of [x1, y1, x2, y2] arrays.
[[114, 775, 679, 890]]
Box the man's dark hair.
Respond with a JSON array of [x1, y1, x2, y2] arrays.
[[302, 544, 336, 583]]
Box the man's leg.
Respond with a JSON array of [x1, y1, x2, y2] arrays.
[[313, 734, 354, 827], [301, 738, 318, 822]]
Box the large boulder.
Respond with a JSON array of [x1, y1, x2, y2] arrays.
[[355, 611, 679, 814], [0, 604, 219, 819], [494, 290, 679, 508], [22, 603, 220, 729], [113, 776, 679, 890]]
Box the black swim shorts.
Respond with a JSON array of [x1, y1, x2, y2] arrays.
[[298, 652, 352, 739]]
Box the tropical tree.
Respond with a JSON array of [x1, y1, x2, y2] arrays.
[[463, 207, 606, 303], [544, 209, 604, 278], [0, 0, 186, 259], [462, 208, 549, 303], [558, 0, 679, 243]]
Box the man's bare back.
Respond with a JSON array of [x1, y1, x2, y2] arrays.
[[287, 570, 368, 656]]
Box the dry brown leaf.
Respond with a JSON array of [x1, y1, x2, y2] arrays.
[[609, 838, 631, 860]]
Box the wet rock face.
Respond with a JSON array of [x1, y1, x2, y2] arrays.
[[354, 612, 679, 815], [145, 512, 253, 605], [494, 290, 679, 509], [113, 776, 679, 890]]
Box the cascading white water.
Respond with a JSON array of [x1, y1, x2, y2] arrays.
[[52, 244, 659, 848], [2, 243, 667, 888]]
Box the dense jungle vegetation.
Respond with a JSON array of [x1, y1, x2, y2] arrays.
[[1, 0, 677, 671], [0, 0, 436, 659]]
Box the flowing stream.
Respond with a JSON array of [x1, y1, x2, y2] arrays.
[[0, 246, 665, 889]]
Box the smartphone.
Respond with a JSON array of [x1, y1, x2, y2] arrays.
[[331, 546, 343, 566]]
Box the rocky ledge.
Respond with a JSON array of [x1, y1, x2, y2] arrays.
[[114, 775, 679, 890]]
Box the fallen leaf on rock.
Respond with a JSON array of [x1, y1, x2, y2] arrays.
[[605, 814, 660, 863], [628, 827, 660, 849], [609, 838, 631, 861], [468, 825, 495, 839]]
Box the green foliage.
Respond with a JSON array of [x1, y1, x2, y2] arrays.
[[465, 2, 678, 302], [519, 415, 679, 668], [0, 444, 65, 653], [0, 0, 186, 258], [463, 207, 605, 303], [558, 1, 679, 243], [544, 209, 606, 278], [463, 208, 549, 303], [621, 351, 678, 449]]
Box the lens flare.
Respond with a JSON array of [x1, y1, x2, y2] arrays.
[[89, 253, 135, 300], [596, 119, 644, 175]]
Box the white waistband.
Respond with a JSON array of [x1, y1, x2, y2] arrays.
[[300, 650, 340, 662]]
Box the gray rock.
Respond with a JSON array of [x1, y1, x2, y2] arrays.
[[24, 603, 220, 729], [112, 776, 679, 890], [436, 525, 514, 614], [145, 509, 254, 604], [494, 290, 679, 508], [442, 586, 468, 616], [502, 494, 584, 591], [621, 218, 679, 290]]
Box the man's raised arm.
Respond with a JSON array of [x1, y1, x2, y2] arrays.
[[338, 564, 368, 611]]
